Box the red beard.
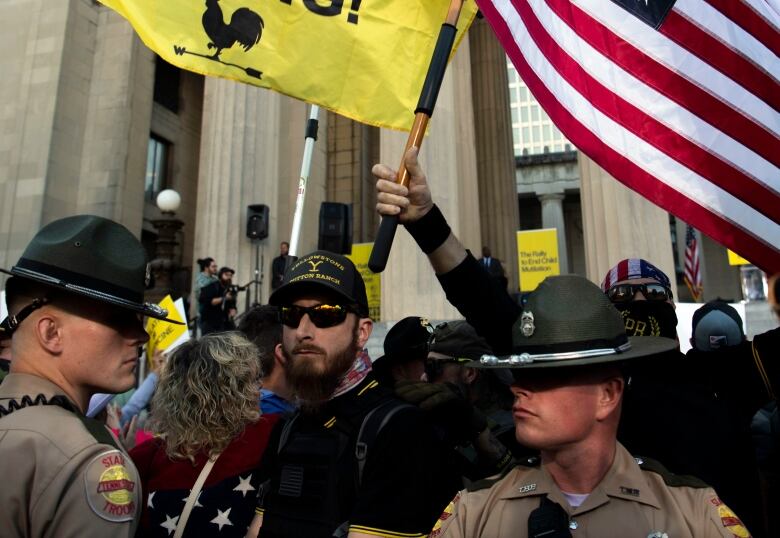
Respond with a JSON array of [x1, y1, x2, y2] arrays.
[[282, 334, 359, 410]]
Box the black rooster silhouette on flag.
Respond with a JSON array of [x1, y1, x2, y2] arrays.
[[203, 0, 264, 58], [173, 0, 264, 79]]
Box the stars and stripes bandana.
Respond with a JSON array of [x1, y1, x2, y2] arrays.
[[601, 258, 672, 292]]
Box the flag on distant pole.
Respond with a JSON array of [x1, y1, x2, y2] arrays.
[[684, 225, 703, 302], [98, 0, 478, 131], [476, 0, 780, 274]]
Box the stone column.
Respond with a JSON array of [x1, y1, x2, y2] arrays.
[[0, 0, 111, 270], [579, 155, 677, 295], [380, 37, 481, 321], [469, 16, 520, 291], [538, 192, 568, 273], [76, 8, 154, 233], [193, 79, 327, 312]]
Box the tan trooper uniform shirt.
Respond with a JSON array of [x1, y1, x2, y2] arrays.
[[0, 373, 141, 538], [431, 442, 751, 538]]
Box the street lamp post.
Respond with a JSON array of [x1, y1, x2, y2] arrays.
[[148, 189, 184, 302]]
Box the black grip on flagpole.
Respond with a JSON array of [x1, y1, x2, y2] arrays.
[[415, 23, 457, 116], [305, 118, 319, 140], [369, 214, 399, 273]]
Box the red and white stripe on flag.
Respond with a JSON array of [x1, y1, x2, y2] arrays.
[[684, 225, 703, 301], [477, 0, 780, 273]]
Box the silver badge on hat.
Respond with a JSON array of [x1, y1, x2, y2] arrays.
[[520, 311, 535, 337]]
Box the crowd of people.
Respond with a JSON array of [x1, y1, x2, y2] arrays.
[[0, 149, 778, 537]]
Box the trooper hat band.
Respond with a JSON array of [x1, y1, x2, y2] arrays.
[[479, 341, 633, 366], [12, 259, 143, 305]]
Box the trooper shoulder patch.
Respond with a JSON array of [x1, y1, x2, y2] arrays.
[[84, 450, 139, 522], [430, 491, 461, 538], [710, 497, 751, 538]]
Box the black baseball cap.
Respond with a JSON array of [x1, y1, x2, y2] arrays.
[[379, 316, 434, 365], [269, 250, 369, 317], [691, 300, 744, 351]]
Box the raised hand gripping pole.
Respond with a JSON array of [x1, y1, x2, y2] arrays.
[[368, 0, 465, 273]]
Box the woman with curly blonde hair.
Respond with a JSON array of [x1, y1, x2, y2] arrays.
[[130, 332, 282, 538]]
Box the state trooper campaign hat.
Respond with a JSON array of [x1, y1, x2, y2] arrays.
[[269, 250, 369, 317], [474, 274, 677, 370], [0, 214, 181, 333]]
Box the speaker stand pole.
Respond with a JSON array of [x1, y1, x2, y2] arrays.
[[288, 104, 320, 267], [257, 242, 264, 305]]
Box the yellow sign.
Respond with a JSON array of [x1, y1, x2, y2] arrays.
[[727, 249, 750, 266], [347, 243, 380, 321], [99, 0, 477, 132], [516, 229, 560, 291], [145, 295, 188, 358]]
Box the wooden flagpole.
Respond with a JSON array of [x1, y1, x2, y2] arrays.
[[368, 0, 466, 273]]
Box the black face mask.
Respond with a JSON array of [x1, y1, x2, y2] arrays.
[[613, 301, 678, 339]]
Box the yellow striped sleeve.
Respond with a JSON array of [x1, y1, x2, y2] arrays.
[[348, 525, 426, 537]]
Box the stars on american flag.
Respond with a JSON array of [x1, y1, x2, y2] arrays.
[[233, 474, 256, 497], [211, 507, 234, 531], [147, 472, 260, 535], [160, 514, 179, 536]]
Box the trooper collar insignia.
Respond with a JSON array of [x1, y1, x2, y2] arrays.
[[144, 264, 151, 287], [520, 311, 535, 337]]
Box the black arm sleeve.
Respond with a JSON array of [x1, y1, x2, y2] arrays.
[[436, 253, 521, 355], [199, 281, 221, 307]]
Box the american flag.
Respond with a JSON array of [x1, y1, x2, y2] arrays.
[[684, 224, 703, 302], [476, 0, 780, 273]]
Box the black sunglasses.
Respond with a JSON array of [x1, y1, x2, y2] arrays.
[[606, 283, 673, 303], [280, 304, 356, 329]]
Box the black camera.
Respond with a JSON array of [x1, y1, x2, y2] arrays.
[[227, 284, 246, 295]]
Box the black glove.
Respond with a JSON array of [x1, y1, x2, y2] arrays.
[[394, 381, 487, 446]]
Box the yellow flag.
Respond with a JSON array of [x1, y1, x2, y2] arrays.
[[99, 0, 478, 131], [145, 295, 188, 359]]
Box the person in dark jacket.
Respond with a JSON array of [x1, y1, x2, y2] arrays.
[[271, 241, 290, 290], [199, 267, 237, 334]]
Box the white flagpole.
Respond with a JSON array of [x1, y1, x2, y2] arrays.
[[288, 104, 320, 260]]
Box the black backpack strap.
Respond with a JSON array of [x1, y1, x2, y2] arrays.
[[277, 411, 301, 454], [354, 400, 415, 487]]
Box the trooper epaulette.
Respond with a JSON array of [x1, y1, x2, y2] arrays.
[[466, 456, 538, 492], [635, 456, 710, 488]]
